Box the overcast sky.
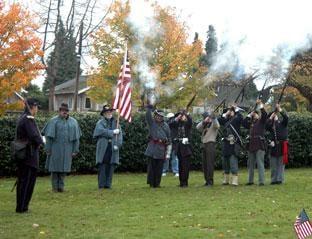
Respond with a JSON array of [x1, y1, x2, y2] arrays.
[[18, 0, 312, 88]]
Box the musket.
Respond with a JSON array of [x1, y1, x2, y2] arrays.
[[252, 76, 270, 111], [274, 69, 294, 112], [234, 70, 259, 104], [186, 93, 197, 112], [213, 98, 226, 113]]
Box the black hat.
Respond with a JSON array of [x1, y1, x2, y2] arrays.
[[202, 111, 211, 119], [154, 109, 165, 117], [59, 103, 69, 111], [100, 104, 114, 115], [26, 98, 39, 108]]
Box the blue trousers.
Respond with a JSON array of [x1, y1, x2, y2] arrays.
[[98, 163, 116, 189], [163, 151, 179, 173]]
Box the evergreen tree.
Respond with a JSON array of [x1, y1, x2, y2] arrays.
[[204, 25, 218, 67], [23, 84, 49, 110], [43, 19, 78, 92]]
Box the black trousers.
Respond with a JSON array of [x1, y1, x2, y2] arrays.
[[177, 151, 190, 186], [16, 164, 37, 213], [202, 142, 216, 185], [147, 157, 164, 188]]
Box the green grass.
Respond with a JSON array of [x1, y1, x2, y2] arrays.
[[0, 169, 311, 239]]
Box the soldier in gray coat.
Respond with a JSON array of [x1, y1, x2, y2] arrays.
[[93, 105, 123, 189], [145, 105, 171, 188], [42, 103, 81, 192]]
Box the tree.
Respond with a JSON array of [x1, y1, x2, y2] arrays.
[[0, 3, 43, 115], [43, 19, 78, 92], [288, 47, 312, 111], [23, 84, 49, 110], [203, 25, 218, 67], [36, 0, 113, 111], [89, 1, 206, 110]]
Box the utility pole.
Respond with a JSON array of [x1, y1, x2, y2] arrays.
[[73, 22, 83, 112]]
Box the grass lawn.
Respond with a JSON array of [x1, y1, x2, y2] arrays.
[[0, 169, 311, 239]]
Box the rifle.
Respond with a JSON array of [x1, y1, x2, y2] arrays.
[[274, 69, 294, 112], [252, 76, 270, 111], [213, 98, 226, 113], [186, 93, 197, 112], [233, 70, 259, 105]]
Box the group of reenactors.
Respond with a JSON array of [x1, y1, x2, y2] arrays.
[[145, 99, 288, 189], [13, 97, 289, 213]]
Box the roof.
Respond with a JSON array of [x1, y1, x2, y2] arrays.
[[208, 80, 255, 108], [54, 75, 89, 95]]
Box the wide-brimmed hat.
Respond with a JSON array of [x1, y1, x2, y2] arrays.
[[100, 104, 114, 115], [59, 103, 69, 112], [154, 109, 165, 117]]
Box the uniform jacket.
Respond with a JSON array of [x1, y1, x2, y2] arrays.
[[16, 113, 43, 168], [242, 108, 268, 152], [266, 111, 288, 157], [169, 114, 192, 158], [93, 117, 123, 165], [218, 112, 243, 157], [144, 106, 171, 160], [196, 118, 220, 143], [42, 116, 81, 172]]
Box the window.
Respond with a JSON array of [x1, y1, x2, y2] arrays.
[[85, 97, 91, 109], [68, 97, 73, 109]]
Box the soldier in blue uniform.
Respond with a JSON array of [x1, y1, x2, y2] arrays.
[[42, 103, 81, 192], [93, 105, 123, 189], [145, 105, 171, 188], [242, 100, 268, 186], [218, 105, 243, 186], [169, 110, 192, 187], [266, 104, 289, 184], [15, 98, 43, 213]]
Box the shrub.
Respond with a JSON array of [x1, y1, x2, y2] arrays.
[[0, 112, 311, 176]]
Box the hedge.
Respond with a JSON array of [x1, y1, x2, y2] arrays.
[[0, 112, 311, 176]]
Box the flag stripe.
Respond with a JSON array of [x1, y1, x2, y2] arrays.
[[112, 49, 132, 123], [294, 210, 312, 239]]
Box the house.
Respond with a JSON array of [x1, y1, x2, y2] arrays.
[[53, 75, 103, 112]]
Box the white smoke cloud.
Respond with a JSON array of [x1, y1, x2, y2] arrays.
[[157, 0, 312, 87], [127, 0, 163, 92]]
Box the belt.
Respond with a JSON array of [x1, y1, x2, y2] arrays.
[[150, 139, 167, 145]]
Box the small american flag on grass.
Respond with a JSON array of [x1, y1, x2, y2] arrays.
[[294, 209, 312, 239]]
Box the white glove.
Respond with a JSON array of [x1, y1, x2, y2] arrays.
[[42, 136, 46, 144], [270, 141, 275, 147], [182, 138, 189, 145], [113, 145, 118, 151], [113, 129, 120, 134]]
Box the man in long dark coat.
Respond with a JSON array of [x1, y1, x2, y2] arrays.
[[145, 105, 171, 188], [15, 98, 43, 213], [169, 110, 192, 187], [42, 103, 81, 192], [93, 104, 123, 189], [242, 100, 268, 186], [266, 104, 289, 184]]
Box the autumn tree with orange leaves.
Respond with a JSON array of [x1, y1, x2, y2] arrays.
[[89, 0, 207, 110], [0, 2, 43, 115]]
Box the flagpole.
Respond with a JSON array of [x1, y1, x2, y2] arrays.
[[116, 42, 128, 129]]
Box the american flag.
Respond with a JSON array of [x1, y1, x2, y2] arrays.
[[294, 209, 312, 239], [113, 47, 132, 122]]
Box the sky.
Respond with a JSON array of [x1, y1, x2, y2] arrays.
[[14, 0, 312, 89]]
